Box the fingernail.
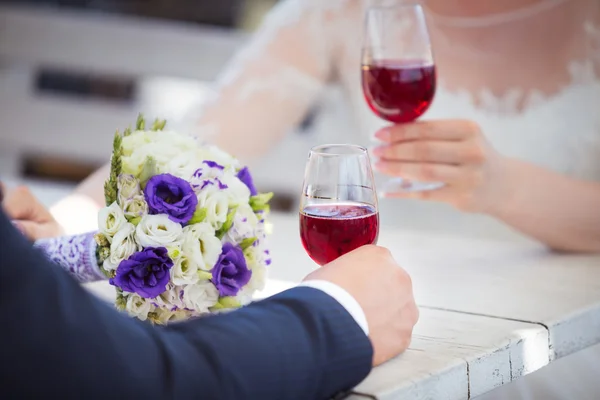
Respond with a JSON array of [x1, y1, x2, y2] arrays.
[[375, 128, 391, 141]]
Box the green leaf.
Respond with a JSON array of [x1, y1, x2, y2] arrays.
[[211, 297, 241, 311], [138, 156, 158, 188], [104, 130, 123, 205], [188, 207, 208, 225], [216, 206, 238, 239], [123, 126, 132, 137], [136, 113, 146, 130], [152, 118, 167, 131], [249, 192, 274, 213], [240, 237, 257, 251], [127, 216, 142, 226]]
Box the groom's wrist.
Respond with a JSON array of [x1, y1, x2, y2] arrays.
[[298, 280, 369, 336]]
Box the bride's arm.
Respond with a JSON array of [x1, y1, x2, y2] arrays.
[[34, 232, 107, 282], [490, 159, 600, 253], [52, 0, 337, 233]]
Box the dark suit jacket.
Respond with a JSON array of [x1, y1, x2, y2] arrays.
[[0, 210, 372, 399]]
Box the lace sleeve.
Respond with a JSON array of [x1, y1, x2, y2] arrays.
[[34, 232, 106, 283], [188, 0, 340, 160]]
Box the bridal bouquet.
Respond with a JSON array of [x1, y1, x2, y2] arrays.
[[94, 115, 272, 324]]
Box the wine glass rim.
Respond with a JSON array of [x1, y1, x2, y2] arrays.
[[310, 144, 368, 157]]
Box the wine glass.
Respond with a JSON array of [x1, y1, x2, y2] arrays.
[[361, 4, 442, 193], [299, 144, 379, 266]]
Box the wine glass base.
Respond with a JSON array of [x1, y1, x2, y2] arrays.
[[377, 178, 444, 196]]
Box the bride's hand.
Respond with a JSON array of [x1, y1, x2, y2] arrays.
[[372, 120, 513, 213], [2, 185, 64, 240]]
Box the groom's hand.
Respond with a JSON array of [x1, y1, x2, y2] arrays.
[[2, 185, 64, 240], [304, 245, 419, 366]]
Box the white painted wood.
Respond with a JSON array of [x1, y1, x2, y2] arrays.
[[353, 309, 548, 399]]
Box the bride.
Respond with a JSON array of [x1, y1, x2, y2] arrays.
[[6, 0, 600, 398]]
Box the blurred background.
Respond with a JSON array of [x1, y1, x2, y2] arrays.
[[0, 0, 335, 209]]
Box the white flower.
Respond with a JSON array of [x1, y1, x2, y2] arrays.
[[98, 202, 128, 242], [243, 245, 268, 293], [219, 172, 251, 206], [224, 203, 259, 244], [181, 281, 219, 313], [234, 244, 269, 306], [199, 145, 239, 169], [117, 174, 142, 203], [246, 263, 267, 293], [136, 214, 183, 248], [153, 284, 185, 310], [171, 252, 205, 286], [195, 181, 230, 229], [122, 131, 200, 177], [181, 223, 222, 271], [189, 161, 225, 183], [122, 195, 148, 220], [103, 223, 138, 271], [165, 152, 200, 180], [121, 131, 154, 156], [122, 130, 196, 157], [125, 294, 153, 321]]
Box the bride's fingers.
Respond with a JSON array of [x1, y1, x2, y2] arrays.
[[375, 120, 479, 143], [373, 140, 482, 164], [374, 161, 464, 183], [382, 185, 464, 204]]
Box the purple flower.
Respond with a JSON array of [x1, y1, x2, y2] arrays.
[[144, 174, 198, 224], [212, 243, 252, 296], [110, 247, 173, 298], [236, 167, 257, 196]]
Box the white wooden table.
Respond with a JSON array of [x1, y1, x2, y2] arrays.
[[84, 212, 600, 399]]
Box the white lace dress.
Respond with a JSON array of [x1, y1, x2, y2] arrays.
[[189, 1, 600, 398]]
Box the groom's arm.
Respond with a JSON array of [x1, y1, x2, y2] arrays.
[[0, 211, 372, 400]]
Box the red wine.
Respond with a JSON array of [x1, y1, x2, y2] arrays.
[[362, 60, 436, 123], [300, 203, 379, 266]]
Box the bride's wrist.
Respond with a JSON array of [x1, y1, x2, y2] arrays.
[[486, 156, 527, 220], [35, 232, 106, 282]]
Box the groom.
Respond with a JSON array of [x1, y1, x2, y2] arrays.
[[0, 203, 418, 399]]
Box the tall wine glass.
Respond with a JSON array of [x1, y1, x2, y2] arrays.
[[362, 4, 442, 193], [299, 144, 379, 266]]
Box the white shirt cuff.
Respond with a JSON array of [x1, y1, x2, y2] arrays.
[[298, 280, 369, 336]]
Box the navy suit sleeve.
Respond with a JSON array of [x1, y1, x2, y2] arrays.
[[0, 210, 373, 400]]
